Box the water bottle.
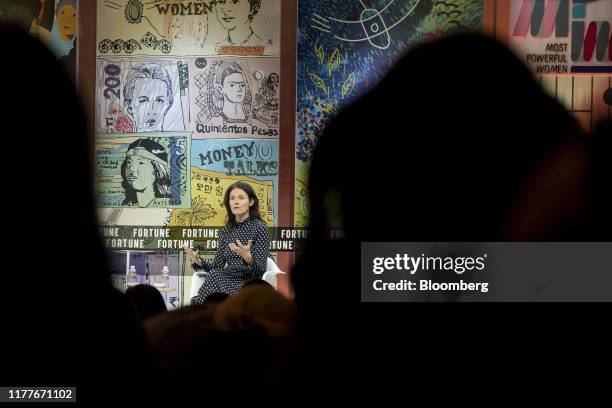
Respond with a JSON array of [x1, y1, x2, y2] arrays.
[[161, 266, 170, 288], [127, 265, 138, 287]]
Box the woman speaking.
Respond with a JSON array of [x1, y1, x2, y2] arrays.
[[185, 181, 270, 304]]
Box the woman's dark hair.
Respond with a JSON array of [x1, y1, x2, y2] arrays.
[[247, 0, 262, 21], [223, 181, 262, 227]]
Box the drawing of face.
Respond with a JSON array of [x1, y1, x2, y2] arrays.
[[125, 155, 155, 193], [221, 72, 247, 103], [267, 73, 279, 92], [216, 0, 251, 32], [127, 78, 170, 132], [56, 4, 76, 42]]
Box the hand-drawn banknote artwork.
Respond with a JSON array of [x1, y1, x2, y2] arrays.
[[186, 139, 278, 221], [295, 0, 483, 225], [214, 0, 263, 47], [169, 168, 275, 227], [212, 0, 279, 55], [168, 138, 277, 227], [96, 59, 190, 133], [190, 58, 280, 138], [192, 139, 278, 178], [165, 3, 209, 49], [96, 133, 191, 209], [252, 71, 280, 127], [97, 0, 280, 57]]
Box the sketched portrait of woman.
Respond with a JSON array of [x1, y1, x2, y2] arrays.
[[123, 63, 174, 132], [200, 60, 255, 127], [215, 0, 263, 47]]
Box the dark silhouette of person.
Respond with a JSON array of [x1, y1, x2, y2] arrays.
[[59, 38, 76, 84], [204, 291, 231, 305], [288, 33, 608, 403], [581, 119, 612, 239], [293, 33, 594, 307], [0, 24, 151, 402], [144, 283, 296, 406], [125, 284, 168, 321], [0, 0, 53, 41], [0, 0, 40, 30]]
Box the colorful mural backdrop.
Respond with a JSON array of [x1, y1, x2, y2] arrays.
[[508, 0, 612, 132], [96, 0, 281, 307], [0, 0, 78, 80], [295, 0, 484, 227], [509, 0, 612, 75], [98, 0, 280, 56]]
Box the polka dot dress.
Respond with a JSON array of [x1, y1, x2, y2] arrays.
[[191, 217, 270, 304]]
